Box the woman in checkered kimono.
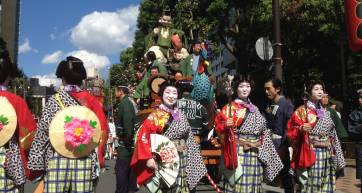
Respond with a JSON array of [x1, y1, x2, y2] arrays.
[[28, 56, 108, 193], [131, 80, 207, 193], [0, 42, 37, 192], [287, 80, 345, 193], [214, 74, 283, 193]]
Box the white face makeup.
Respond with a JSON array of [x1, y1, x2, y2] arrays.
[[310, 84, 324, 101], [162, 86, 178, 107], [237, 82, 251, 100]]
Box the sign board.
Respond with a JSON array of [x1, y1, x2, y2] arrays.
[[255, 37, 273, 61]]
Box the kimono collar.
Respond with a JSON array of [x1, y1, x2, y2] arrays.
[[0, 85, 7, 91], [234, 98, 255, 113], [159, 104, 180, 122], [307, 100, 325, 118], [63, 85, 82, 93]]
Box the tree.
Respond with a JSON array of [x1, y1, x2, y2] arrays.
[[120, 47, 135, 64], [109, 63, 135, 87]]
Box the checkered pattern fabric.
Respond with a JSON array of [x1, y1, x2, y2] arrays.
[[43, 155, 93, 193], [223, 145, 263, 193], [0, 147, 19, 193], [302, 147, 335, 193]]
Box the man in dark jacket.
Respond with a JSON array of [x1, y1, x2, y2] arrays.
[[321, 93, 348, 140], [114, 85, 139, 193], [264, 78, 294, 193], [348, 88, 362, 187]]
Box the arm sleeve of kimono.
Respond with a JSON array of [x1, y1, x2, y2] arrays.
[[330, 126, 346, 170], [15, 97, 37, 179], [133, 77, 147, 99], [28, 97, 56, 172], [348, 111, 362, 135], [259, 124, 283, 182], [329, 109, 348, 139], [130, 119, 154, 186], [17, 98, 37, 150], [214, 106, 228, 134], [184, 117, 207, 189], [154, 61, 167, 74], [131, 119, 153, 161], [287, 111, 304, 147], [90, 98, 108, 169]]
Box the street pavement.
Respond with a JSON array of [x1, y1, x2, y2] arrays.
[[24, 159, 359, 193]]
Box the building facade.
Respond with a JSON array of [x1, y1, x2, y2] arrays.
[[0, 0, 20, 65], [210, 44, 237, 80]]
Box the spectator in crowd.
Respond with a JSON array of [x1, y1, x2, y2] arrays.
[[348, 88, 362, 189], [264, 77, 294, 193], [114, 85, 138, 193], [320, 93, 348, 140], [106, 118, 117, 160]]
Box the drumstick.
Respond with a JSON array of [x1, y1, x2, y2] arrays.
[[205, 173, 222, 193]]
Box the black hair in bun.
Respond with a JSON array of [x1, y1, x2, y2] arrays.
[[158, 79, 181, 99], [306, 79, 325, 96], [56, 56, 87, 86]]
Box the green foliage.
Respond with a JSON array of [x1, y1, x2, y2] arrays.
[[109, 63, 135, 87], [120, 47, 135, 64]]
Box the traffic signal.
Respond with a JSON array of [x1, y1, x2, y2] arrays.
[[345, 0, 362, 52]]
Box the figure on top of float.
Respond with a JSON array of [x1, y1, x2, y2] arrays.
[[180, 40, 214, 104], [145, 14, 189, 65]]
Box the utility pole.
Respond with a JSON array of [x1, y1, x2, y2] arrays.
[[272, 0, 283, 81]]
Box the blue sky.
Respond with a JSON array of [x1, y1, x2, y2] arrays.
[[18, 0, 140, 86]]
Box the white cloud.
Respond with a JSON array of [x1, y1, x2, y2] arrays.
[[66, 50, 111, 74], [32, 50, 110, 87], [19, 39, 32, 54], [50, 33, 56, 40], [70, 5, 139, 55], [32, 74, 61, 87], [41, 51, 63, 64]]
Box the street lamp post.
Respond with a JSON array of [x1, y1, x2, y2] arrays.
[[272, 0, 283, 81]]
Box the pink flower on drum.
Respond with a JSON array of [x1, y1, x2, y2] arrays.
[[64, 117, 95, 148], [0, 123, 3, 131]]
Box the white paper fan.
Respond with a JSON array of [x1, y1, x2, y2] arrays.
[[150, 134, 180, 187]]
